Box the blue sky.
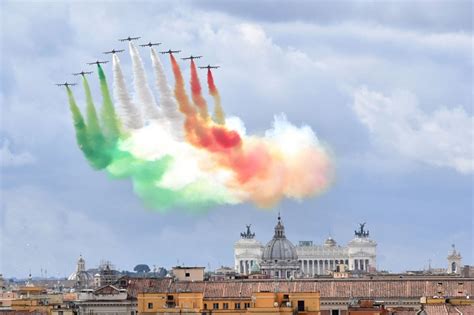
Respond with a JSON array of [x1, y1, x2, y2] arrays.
[[0, 0, 472, 277]]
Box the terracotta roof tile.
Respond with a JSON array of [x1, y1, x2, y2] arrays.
[[121, 277, 473, 300]]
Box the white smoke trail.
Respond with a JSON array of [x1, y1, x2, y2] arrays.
[[151, 48, 184, 139], [112, 54, 143, 130], [129, 42, 162, 122]]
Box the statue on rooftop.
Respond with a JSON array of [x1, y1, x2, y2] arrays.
[[241, 224, 255, 239], [354, 222, 369, 238]]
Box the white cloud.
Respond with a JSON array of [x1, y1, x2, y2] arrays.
[[0, 140, 36, 167], [353, 87, 473, 174]]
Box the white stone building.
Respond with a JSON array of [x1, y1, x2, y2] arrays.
[[234, 224, 263, 274], [447, 244, 462, 274], [234, 219, 377, 277]]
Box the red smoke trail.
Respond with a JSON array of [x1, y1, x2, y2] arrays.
[[169, 54, 275, 189], [190, 60, 209, 120], [170, 54, 212, 147], [170, 53, 242, 151], [207, 69, 225, 125]]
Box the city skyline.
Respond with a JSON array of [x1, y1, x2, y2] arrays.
[[1, 0, 472, 277]]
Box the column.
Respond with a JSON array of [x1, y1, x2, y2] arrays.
[[365, 259, 370, 271]]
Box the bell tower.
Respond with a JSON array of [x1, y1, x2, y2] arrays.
[[447, 244, 462, 274]]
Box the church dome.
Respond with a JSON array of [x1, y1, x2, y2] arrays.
[[262, 215, 297, 261], [324, 236, 337, 247], [68, 255, 93, 285]]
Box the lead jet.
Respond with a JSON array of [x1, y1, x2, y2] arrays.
[[160, 49, 181, 55], [103, 49, 124, 55], [198, 65, 220, 70], [181, 55, 202, 61], [72, 71, 93, 76], [56, 82, 77, 87], [140, 42, 161, 47], [87, 60, 109, 66], [119, 36, 140, 42]]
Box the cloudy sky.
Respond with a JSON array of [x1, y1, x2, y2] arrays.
[[1, 0, 472, 277]]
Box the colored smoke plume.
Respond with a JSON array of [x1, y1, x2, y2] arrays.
[[63, 47, 334, 212]]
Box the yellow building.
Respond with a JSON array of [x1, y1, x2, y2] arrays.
[[138, 289, 320, 315], [172, 267, 205, 282], [10, 285, 66, 315]]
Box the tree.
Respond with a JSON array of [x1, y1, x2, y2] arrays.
[[133, 264, 150, 273]]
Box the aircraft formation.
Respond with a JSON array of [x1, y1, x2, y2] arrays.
[[57, 36, 219, 87]]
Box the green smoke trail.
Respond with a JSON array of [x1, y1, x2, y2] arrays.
[[106, 148, 235, 211], [66, 87, 92, 157], [82, 75, 112, 169], [97, 64, 121, 141]]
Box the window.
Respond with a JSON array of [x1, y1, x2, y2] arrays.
[[148, 303, 153, 309], [223, 303, 229, 309], [275, 271, 279, 277], [235, 303, 241, 309], [287, 271, 291, 278], [213, 303, 219, 309], [244, 303, 250, 309], [331, 310, 339, 315], [58, 312, 63, 315], [185, 272, 191, 277], [297, 301, 305, 312], [203, 304, 207, 310], [167, 295, 174, 300], [283, 294, 289, 301]]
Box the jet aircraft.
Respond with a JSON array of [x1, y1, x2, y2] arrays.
[[160, 49, 181, 55], [119, 36, 140, 42], [87, 60, 109, 65], [72, 71, 93, 76], [56, 82, 77, 87], [181, 55, 202, 61], [198, 65, 220, 70], [103, 49, 124, 54], [140, 42, 161, 47]]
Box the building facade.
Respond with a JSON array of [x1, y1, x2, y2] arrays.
[[260, 215, 301, 279], [234, 219, 377, 277], [234, 225, 263, 275], [138, 290, 320, 315]]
